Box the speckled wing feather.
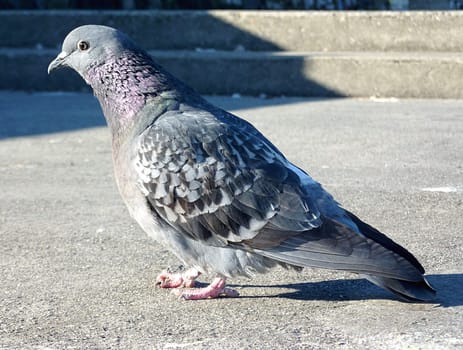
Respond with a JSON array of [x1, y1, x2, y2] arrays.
[[134, 107, 322, 247]]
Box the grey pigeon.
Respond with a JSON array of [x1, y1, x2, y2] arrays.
[[48, 25, 436, 301]]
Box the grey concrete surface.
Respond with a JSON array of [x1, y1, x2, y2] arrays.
[[2, 11, 463, 98], [0, 92, 462, 349]]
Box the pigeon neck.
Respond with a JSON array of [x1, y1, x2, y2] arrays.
[[84, 50, 174, 137]]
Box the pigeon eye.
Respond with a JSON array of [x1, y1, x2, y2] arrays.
[[77, 40, 89, 51]]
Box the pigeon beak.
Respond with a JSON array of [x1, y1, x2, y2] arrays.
[[48, 51, 69, 74]]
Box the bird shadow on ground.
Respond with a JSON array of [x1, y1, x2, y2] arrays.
[[230, 274, 463, 307]]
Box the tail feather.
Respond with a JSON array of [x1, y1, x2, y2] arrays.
[[346, 211, 425, 274], [252, 213, 436, 302], [364, 275, 436, 302]]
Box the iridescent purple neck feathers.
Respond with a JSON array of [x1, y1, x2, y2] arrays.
[[84, 50, 173, 134]]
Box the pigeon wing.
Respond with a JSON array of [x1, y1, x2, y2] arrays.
[[134, 108, 322, 247]]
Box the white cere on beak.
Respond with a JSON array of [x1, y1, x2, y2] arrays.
[[57, 51, 68, 59]]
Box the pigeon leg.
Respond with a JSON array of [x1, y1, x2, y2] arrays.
[[156, 268, 200, 288], [173, 277, 239, 300]]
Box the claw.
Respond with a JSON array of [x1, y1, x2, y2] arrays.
[[174, 277, 239, 300], [155, 268, 200, 288]]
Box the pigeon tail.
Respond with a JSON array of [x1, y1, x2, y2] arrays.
[[363, 274, 436, 302], [253, 213, 436, 302], [347, 211, 436, 302]]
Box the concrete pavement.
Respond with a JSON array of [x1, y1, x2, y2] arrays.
[[0, 92, 462, 349]]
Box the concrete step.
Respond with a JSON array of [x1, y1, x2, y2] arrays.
[[1, 10, 463, 52], [2, 48, 463, 98]]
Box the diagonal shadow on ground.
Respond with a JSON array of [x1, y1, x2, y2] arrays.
[[1, 11, 343, 138]]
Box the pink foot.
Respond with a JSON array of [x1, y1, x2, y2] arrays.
[[173, 277, 239, 300], [156, 268, 200, 288]]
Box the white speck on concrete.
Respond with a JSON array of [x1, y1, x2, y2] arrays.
[[369, 96, 399, 102], [421, 186, 460, 193]]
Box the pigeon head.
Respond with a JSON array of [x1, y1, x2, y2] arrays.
[[48, 25, 137, 77], [48, 25, 180, 136]]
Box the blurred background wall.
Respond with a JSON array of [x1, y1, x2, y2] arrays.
[[1, 0, 462, 10]]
